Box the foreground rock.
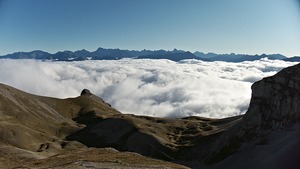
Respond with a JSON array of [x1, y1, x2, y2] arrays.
[[1, 63, 300, 168], [205, 63, 300, 169], [243, 63, 300, 130]]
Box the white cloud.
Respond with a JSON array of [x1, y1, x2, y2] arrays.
[[0, 59, 297, 118]]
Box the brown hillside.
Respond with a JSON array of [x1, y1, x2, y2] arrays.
[[0, 83, 240, 168]]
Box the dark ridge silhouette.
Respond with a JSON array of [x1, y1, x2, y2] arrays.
[[283, 56, 300, 62], [0, 47, 287, 62]]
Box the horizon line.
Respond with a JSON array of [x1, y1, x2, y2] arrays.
[[0, 47, 293, 57]]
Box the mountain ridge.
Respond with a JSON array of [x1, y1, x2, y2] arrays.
[[0, 47, 288, 62]]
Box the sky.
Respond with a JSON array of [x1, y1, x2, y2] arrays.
[[0, 0, 300, 56]]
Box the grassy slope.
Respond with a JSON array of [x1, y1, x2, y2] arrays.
[[0, 83, 241, 168]]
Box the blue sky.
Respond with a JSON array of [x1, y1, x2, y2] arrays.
[[0, 0, 299, 56]]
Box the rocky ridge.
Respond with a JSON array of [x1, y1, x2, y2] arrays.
[[205, 63, 300, 169], [242, 63, 300, 131]]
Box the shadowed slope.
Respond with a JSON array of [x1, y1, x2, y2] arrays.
[[67, 112, 242, 161]]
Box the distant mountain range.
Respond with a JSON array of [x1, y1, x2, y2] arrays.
[[283, 56, 300, 62], [0, 47, 290, 62]]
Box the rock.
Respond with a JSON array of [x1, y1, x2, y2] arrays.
[[81, 89, 92, 96], [205, 63, 300, 166], [242, 63, 300, 131]]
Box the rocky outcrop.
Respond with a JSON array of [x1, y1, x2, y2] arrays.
[[80, 89, 92, 96], [205, 63, 300, 169], [242, 63, 300, 131]]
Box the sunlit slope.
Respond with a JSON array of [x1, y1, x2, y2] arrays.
[[0, 83, 240, 168]]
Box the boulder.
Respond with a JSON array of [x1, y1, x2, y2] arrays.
[[80, 89, 92, 96]]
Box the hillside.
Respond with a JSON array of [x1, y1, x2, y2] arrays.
[[0, 83, 237, 168], [0, 84, 189, 168]]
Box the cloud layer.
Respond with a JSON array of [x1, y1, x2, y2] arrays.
[[0, 59, 297, 118]]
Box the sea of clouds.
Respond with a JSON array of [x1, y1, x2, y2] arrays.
[[0, 58, 297, 118]]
